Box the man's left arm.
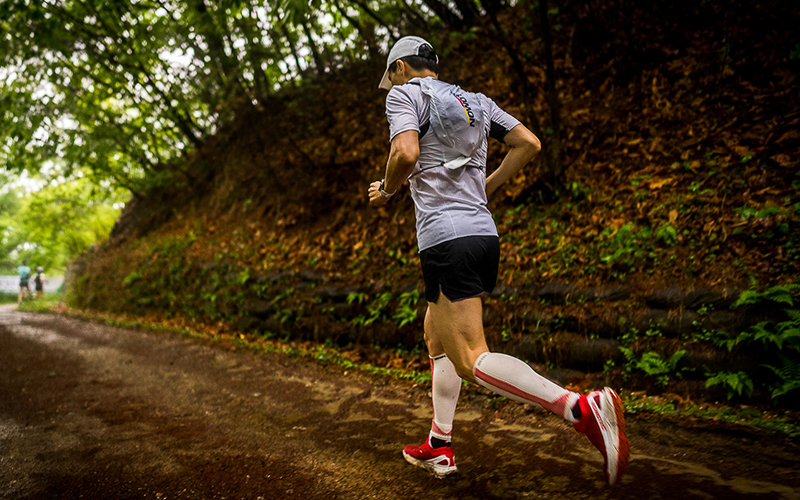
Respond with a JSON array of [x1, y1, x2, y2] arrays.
[[485, 124, 540, 198], [368, 130, 419, 206]]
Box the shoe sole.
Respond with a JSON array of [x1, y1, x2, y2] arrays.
[[402, 450, 458, 478], [601, 388, 629, 485]]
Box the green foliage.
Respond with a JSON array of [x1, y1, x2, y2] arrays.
[[791, 43, 800, 60], [347, 291, 367, 305], [624, 393, 800, 440], [733, 284, 799, 308], [655, 224, 678, 246], [727, 320, 800, 351], [0, 178, 121, 273], [619, 347, 687, 387], [17, 295, 60, 312], [705, 371, 754, 399], [0, 178, 24, 273], [597, 224, 654, 277], [712, 284, 800, 402], [764, 355, 800, 400], [393, 289, 421, 328], [352, 292, 393, 327], [0, 0, 451, 194]]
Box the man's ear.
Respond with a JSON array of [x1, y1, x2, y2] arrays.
[[396, 59, 407, 80]]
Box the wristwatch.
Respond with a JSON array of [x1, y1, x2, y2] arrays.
[[379, 179, 396, 198]]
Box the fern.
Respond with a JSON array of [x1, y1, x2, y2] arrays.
[[733, 284, 800, 308], [764, 354, 800, 399], [706, 371, 754, 399], [619, 348, 686, 387]]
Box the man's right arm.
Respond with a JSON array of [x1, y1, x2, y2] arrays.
[[369, 87, 420, 206], [369, 130, 419, 206], [485, 124, 541, 198]]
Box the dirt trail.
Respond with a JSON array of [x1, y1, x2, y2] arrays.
[[1, 304, 798, 500]]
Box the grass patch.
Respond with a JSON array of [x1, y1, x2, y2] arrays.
[[624, 393, 800, 440], [16, 295, 62, 312]]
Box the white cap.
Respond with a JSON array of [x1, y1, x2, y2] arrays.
[[378, 36, 437, 90]]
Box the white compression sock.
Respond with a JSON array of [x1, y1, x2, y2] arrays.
[[429, 354, 462, 441], [473, 352, 580, 422]]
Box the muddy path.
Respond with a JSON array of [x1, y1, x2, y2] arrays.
[[1, 304, 798, 500]]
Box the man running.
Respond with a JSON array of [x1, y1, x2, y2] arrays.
[[368, 36, 629, 485]]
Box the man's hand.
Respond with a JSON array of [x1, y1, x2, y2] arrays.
[[368, 180, 389, 206]]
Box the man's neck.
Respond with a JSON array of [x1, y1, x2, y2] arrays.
[[406, 70, 437, 82]]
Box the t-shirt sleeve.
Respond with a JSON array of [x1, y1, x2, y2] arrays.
[[386, 87, 420, 142], [486, 97, 522, 143]]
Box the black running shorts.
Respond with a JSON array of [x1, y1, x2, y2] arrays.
[[419, 235, 500, 303]]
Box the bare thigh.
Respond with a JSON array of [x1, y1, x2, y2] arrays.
[[423, 295, 489, 382]]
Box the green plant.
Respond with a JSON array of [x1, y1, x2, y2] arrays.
[[791, 42, 800, 60], [705, 371, 754, 399], [393, 289, 421, 328], [352, 292, 393, 327], [619, 347, 687, 387], [764, 354, 800, 400], [123, 272, 142, 286], [596, 224, 656, 278], [655, 224, 678, 246], [717, 284, 800, 402], [347, 291, 367, 304]]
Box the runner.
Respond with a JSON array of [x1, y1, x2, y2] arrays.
[[368, 36, 629, 485], [34, 267, 45, 300], [17, 260, 31, 304]]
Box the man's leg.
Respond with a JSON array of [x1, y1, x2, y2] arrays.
[[429, 294, 629, 485], [427, 295, 579, 421], [402, 307, 461, 477], [424, 308, 461, 445]]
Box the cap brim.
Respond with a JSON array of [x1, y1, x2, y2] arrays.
[[378, 68, 392, 90]]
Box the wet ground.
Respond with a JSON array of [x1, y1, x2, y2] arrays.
[[1, 304, 798, 500]]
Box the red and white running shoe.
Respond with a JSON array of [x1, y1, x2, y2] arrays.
[[574, 387, 630, 485], [402, 438, 457, 478]]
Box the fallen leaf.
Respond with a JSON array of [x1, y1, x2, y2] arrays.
[[649, 178, 673, 190]]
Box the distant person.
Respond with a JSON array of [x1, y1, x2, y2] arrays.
[[17, 260, 31, 304], [34, 267, 45, 299], [368, 36, 629, 485]]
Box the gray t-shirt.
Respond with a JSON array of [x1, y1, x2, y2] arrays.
[[386, 76, 521, 251]]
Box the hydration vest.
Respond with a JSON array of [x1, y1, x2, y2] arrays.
[[417, 78, 485, 170]]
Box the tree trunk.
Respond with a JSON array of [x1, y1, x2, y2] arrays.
[[453, 0, 478, 26], [539, 0, 563, 180], [241, 0, 271, 97], [300, 19, 325, 77], [190, 0, 242, 95], [397, 0, 431, 31], [419, 0, 464, 29], [482, 6, 542, 136], [281, 24, 305, 75], [346, 0, 398, 42], [333, 2, 379, 59]]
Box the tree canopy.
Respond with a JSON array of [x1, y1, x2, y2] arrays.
[[1, 0, 509, 195], [0, 175, 122, 274]]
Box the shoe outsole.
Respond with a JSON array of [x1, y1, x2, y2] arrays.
[[605, 388, 629, 485], [402, 449, 458, 479]]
